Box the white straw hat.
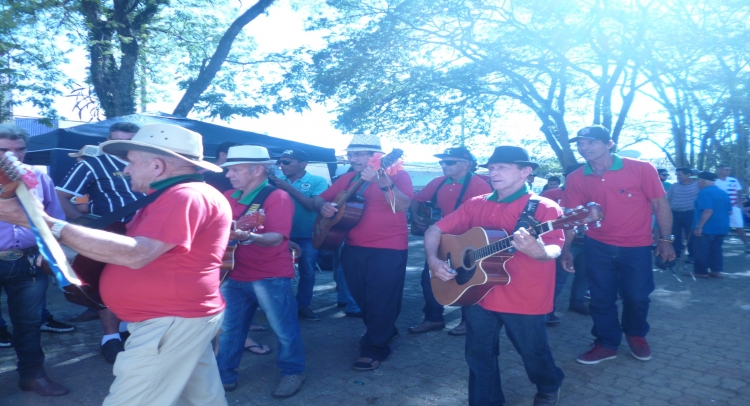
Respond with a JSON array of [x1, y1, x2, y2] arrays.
[[220, 145, 276, 167], [99, 124, 222, 172], [344, 134, 383, 153]]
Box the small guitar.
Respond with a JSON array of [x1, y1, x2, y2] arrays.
[[411, 201, 443, 236], [220, 210, 266, 279], [312, 149, 404, 251], [430, 203, 604, 306]]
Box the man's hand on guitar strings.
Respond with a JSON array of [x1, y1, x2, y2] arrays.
[[510, 228, 552, 261], [428, 257, 456, 281], [320, 202, 338, 218]]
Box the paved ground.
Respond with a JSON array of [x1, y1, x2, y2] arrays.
[[1, 235, 749, 405]]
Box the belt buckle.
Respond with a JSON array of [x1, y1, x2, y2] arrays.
[[0, 250, 24, 261]]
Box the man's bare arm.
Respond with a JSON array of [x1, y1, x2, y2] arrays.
[[55, 190, 83, 220]]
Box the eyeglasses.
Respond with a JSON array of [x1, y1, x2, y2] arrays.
[[346, 152, 373, 159], [439, 160, 459, 166], [279, 159, 295, 166]]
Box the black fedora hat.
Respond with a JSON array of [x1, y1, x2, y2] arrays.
[[479, 146, 538, 169]]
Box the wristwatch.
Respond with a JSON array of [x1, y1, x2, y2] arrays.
[[239, 233, 255, 246], [50, 221, 67, 241], [658, 234, 675, 242]]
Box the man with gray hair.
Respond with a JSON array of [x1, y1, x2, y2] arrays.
[[0, 123, 232, 405], [0, 124, 68, 396]]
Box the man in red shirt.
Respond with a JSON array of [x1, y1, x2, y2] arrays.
[[425, 146, 564, 406], [560, 125, 675, 365], [0, 124, 231, 405], [408, 146, 491, 336], [313, 134, 414, 371], [216, 145, 306, 398]]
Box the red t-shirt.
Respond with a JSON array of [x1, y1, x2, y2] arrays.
[[560, 157, 665, 247], [319, 170, 414, 250], [100, 183, 231, 322], [225, 188, 295, 282], [415, 173, 493, 216], [435, 193, 563, 315], [540, 188, 564, 204]]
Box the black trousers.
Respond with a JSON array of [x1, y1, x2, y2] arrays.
[[340, 244, 407, 361]]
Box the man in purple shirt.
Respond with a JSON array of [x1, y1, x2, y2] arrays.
[[0, 124, 69, 396]]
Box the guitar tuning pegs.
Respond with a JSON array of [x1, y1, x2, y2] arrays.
[[594, 221, 602, 228], [575, 205, 584, 210], [586, 202, 596, 206], [583, 225, 589, 231]]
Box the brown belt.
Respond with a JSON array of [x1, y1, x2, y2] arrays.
[[0, 247, 39, 261]]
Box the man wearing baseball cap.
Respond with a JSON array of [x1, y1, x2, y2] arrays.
[[692, 171, 732, 278], [0, 123, 232, 405], [408, 146, 491, 336], [561, 125, 675, 365], [425, 146, 565, 405], [269, 149, 329, 322]]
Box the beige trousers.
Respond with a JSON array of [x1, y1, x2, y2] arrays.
[[103, 312, 227, 406]]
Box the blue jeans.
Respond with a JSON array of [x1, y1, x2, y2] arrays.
[[672, 210, 695, 258], [292, 238, 318, 309], [217, 277, 305, 384], [0, 256, 49, 381], [0, 297, 51, 329], [465, 305, 564, 406], [420, 261, 465, 322], [332, 245, 360, 313], [553, 243, 588, 310], [584, 237, 654, 349], [693, 234, 725, 275]]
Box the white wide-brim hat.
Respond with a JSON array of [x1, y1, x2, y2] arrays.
[[220, 145, 276, 167], [99, 123, 222, 172], [344, 134, 383, 153]]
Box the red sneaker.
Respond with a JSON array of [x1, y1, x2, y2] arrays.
[[626, 336, 652, 361], [576, 343, 617, 364]]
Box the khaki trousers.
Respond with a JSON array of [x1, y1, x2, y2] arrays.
[[103, 312, 227, 406]]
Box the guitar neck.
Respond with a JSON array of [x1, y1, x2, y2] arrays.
[[472, 221, 553, 261]]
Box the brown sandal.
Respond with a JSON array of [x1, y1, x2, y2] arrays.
[[352, 357, 381, 371]]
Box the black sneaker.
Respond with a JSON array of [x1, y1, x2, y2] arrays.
[[546, 312, 561, 325], [0, 327, 12, 347], [41, 317, 75, 333], [534, 388, 560, 406], [101, 339, 124, 364], [298, 308, 321, 321]]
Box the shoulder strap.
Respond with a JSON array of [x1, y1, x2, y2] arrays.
[[513, 195, 542, 233], [242, 185, 277, 214], [453, 173, 474, 211], [85, 178, 200, 229], [429, 177, 450, 205]]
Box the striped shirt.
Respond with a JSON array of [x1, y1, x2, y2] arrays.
[[715, 177, 742, 206], [56, 155, 146, 221], [666, 181, 700, 211]]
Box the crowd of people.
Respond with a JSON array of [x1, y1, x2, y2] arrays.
[[0, 121, 743, 405]]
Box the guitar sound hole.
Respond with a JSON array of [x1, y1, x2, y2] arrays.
[[455, 266, 476, 285]]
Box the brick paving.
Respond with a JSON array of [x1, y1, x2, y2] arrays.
[[1, 235, 749, 405]]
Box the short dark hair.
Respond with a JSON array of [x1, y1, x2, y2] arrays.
[[109, 122, 140, 134], [675, 167, 692, 175], [216, 142, 240, 157], [0, 124, 29, 144], [547, 176, 561, 183], [718, 164, 731, 169]]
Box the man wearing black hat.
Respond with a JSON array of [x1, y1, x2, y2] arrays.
[[560, 125, 675, 365], [408, 147, 491, 336], [269, 149, 329, 321], [692, 172, 732, 278], [424, 146, 565, 406]]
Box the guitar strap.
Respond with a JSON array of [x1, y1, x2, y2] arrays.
[[346, 174, 371, 199], [429, 172, 474, 210], [506, 195, 542, 253], [240, 185, 277, 215], [85, 178, 201, 230]]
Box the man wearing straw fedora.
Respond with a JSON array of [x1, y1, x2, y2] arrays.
[[215, 145, 307, 398], [0, 123, 232, 405], [313, 134, 414, 371], [424, 146, 565, 406]]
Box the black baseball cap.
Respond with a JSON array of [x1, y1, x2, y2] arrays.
[[569, 125, 612, 143], [657, 168, 668, 175], [696, 171, 718, 181], [279, 149, 309, 162], [434, 146, 474, 161]]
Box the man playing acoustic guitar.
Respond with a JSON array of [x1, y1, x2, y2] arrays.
[[424, 146, 564, 406], [313, 134, 413, 371], [409, 146, 491, 336]]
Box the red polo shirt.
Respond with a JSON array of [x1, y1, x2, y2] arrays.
[[435, 186, 564, 315], [540, 187, 564, 204], [100, 180, 230, 322], [319, 170, 414, 250], [560, 155, 665, 247], [224, 187, 295, 282], [415, 173, 493, 216]]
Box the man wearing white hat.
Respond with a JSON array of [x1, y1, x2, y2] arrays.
[[313, 134, 414, 371], [216, 145, 306, 398], [0, 123, 232, 405]]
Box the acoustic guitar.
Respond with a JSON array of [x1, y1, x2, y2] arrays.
[[411, 201, 443, 236], [0, 153, 105, 309], [312, 149, 404, 251], [430, 203, 604, 306], [220, 210, 266, 280]]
